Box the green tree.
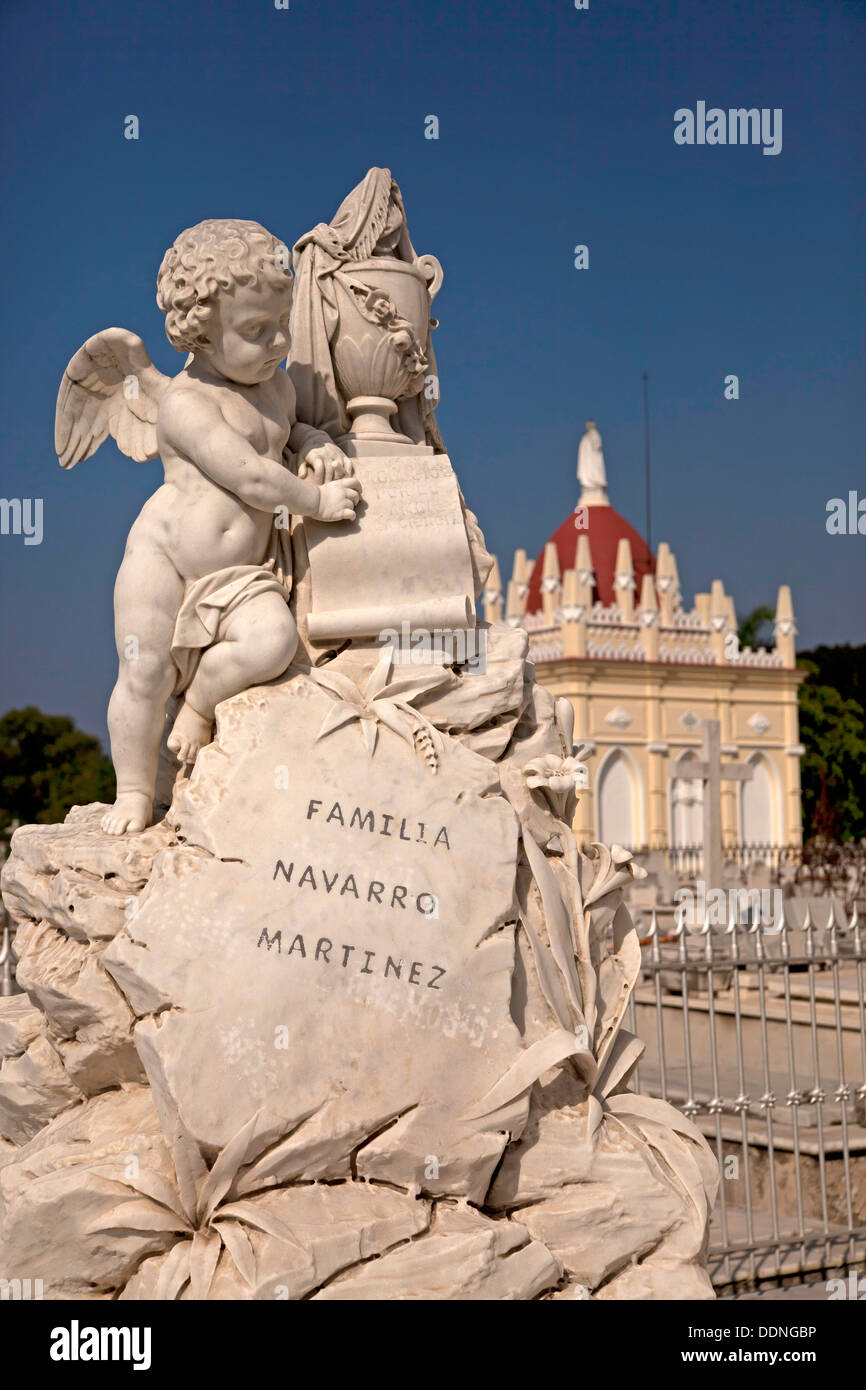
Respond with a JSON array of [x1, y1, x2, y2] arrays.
[[737, 604, 775, 650], [0, 707, 115, 848], [797, 643, 865, 711], [797, 665, 866, 841]]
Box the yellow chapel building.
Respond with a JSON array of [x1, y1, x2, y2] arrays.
[[483, 423, 805, 854]]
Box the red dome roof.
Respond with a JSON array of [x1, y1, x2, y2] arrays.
[[526, 503, 655, 612]]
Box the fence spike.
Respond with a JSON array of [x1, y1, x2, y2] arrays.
[[725, 901, 737, 936]]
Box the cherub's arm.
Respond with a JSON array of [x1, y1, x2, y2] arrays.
[[277, 369, 350, 480], [160, 388, 324, 515], [289, 420, 333, 459], [289, 422, 353, 483], [276, 368, 331, 462]]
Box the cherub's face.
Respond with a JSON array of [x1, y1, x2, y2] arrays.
[[200, 279, 292, 385]]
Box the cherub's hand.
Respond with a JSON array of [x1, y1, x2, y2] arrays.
[[299, 441, 354, 484], [312, 475, 362, 523]]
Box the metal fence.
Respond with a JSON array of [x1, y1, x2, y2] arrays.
[[586, 840, 866, 901], [626, 902, 866, 1294]]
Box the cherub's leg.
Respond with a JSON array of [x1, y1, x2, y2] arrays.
[[104, 548, 183, 836], [153, 697, 182, 815], [168, 594, 297, 764]]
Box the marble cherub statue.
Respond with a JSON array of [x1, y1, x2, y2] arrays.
[[55, 218, 361, 836]]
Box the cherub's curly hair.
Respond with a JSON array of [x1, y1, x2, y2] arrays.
[[156, 219, 290, 352]]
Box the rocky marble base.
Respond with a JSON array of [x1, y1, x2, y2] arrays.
[[0, 641, 718, 1299]]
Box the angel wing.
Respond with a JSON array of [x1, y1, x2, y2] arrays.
[[55, 327, 173, 469]]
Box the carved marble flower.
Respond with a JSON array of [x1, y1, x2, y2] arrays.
[[364, 290, 393, 323], [524, 749, 590, 796], [405, 347, 428, 375], [582, 842, 647, 908], [522, 748, 590, 821]]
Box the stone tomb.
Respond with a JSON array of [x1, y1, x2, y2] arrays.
[[1, 657, 721, 1299], [103, 676, 528, 1200], [0, 168, 720, 1300]]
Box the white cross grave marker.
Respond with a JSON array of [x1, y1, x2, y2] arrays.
[[670, 719, 753, 889]]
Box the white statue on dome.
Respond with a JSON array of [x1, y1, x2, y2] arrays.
[[577, 418, 610, 505]]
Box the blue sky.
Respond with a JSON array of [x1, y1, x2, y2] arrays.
[[1, 0, 863, 742]]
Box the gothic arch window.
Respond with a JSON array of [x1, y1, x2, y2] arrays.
[[740, 752, 779, 846], [670, 750, 703, 849], [596, 747, 641, 849]]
